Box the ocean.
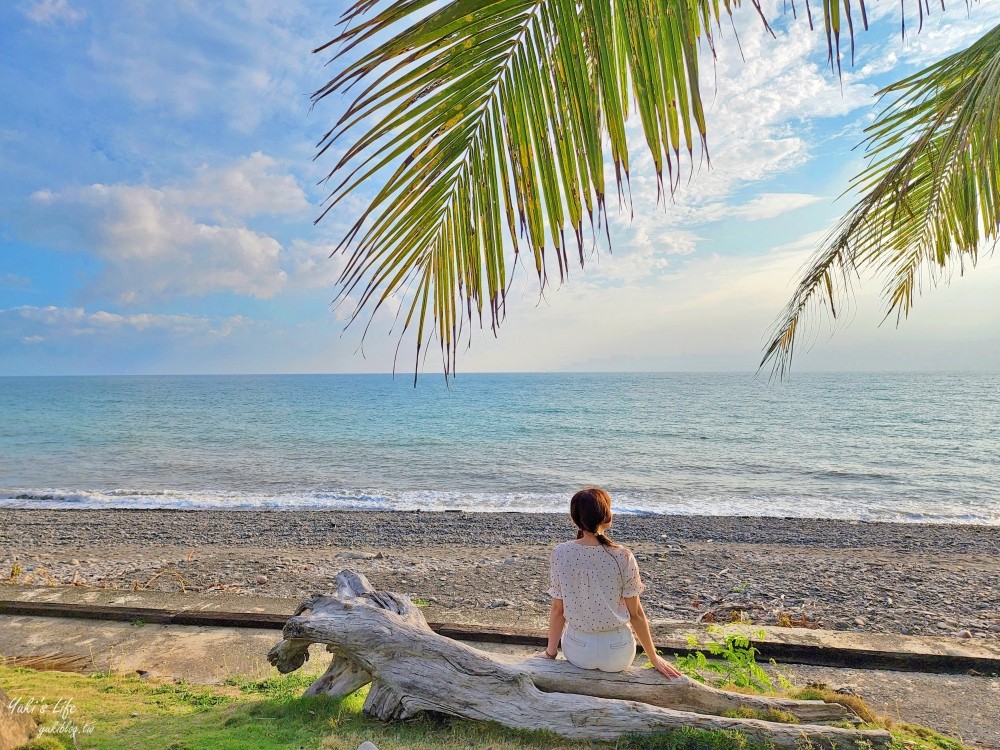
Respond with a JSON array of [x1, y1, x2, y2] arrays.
[[0, 373, 996, 523]]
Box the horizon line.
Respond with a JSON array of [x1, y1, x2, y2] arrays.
[[1, 369, 998, 378]]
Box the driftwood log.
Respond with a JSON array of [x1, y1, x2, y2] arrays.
[[268, 571, 890, 749]]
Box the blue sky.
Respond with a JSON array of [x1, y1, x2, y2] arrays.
[[2, 0, 999, 376]]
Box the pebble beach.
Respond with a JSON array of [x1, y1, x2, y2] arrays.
[[2, 509, 999, 640]]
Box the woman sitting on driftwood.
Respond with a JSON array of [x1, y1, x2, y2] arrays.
[[269, 484, 886, 747], [536, 487, 684, 679]]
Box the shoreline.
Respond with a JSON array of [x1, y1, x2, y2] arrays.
[[2, 504, 999, 526], [2, 509, 999, 640], [2, 500, 997, 527]]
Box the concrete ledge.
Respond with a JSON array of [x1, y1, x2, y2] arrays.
[[2, 585, 998, 675]]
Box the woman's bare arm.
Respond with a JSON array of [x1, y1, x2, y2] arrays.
[[534, 598, 565, 658], [624, 596, 683, 678]]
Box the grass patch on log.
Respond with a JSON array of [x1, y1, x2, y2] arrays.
[[793, 686, 880, 724], [720, 706, 800, 724]]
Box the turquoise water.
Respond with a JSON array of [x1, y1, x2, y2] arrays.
[[0, 373, 997, 523]]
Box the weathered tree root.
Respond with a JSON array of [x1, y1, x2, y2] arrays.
[[268, 570, 890, 749]]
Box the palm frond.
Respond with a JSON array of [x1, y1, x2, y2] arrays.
[[761, 22, 1000, 379], [315, 0, 739, 380], [316, 0, 956, 379]]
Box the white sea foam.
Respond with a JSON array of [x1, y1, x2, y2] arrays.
[[1, 487, 996, 524]]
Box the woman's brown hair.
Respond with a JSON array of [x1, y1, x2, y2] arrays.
[[570, 487, 620, 548]]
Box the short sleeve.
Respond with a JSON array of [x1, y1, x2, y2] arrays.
[[621, 549, 645, 598], [547, 548, 563, 599]]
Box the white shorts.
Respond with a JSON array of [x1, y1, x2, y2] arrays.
[[561, 624, 636, 672]]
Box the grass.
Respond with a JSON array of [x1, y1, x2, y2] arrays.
[[0, 664, 980, 750], [619, 728, 779, 750], [720, 706, 800, 724], [0, 666, 593, 750], [794, 686, 881, 724]]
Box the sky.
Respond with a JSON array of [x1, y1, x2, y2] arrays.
[[1, 0, 999, 377]]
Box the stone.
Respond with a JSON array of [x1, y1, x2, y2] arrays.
[[342, 552, 376, 560], [955, 629, 973, 639], [256, 574, 269, 585], [357, 742, 380, 750], [831, 684, 860, 697], [854, 617, 866, 627], [0, 686, 37, 750]]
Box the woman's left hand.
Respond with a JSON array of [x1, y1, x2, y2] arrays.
[[650, 654, 684, 679]]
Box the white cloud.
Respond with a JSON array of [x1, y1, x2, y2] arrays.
[[897, 4, 1000, 63], [84, 3, 316, 133], [732, 193, 824, 220], [583, 229, 699, 286], [637, 192, 825, 228], [24, 0, 84, 24], [22, 154, 308, 303], [0, 304, 276, 374], [624, 6, 877, 213], [846, 2, 1000, 77], [284, 240, 345, 290], [0, 305, 254, 343], [170, 152, 309, 220]]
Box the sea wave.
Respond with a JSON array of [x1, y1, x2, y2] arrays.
[[1, 487, 996, 525]]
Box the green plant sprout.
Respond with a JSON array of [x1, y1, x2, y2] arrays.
[[674, 628, 772, 693]]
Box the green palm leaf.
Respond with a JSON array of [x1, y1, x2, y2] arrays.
[[317, 0, 732, 380], [315, 0, 952, 379], [761, 23, 1000, 379]]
